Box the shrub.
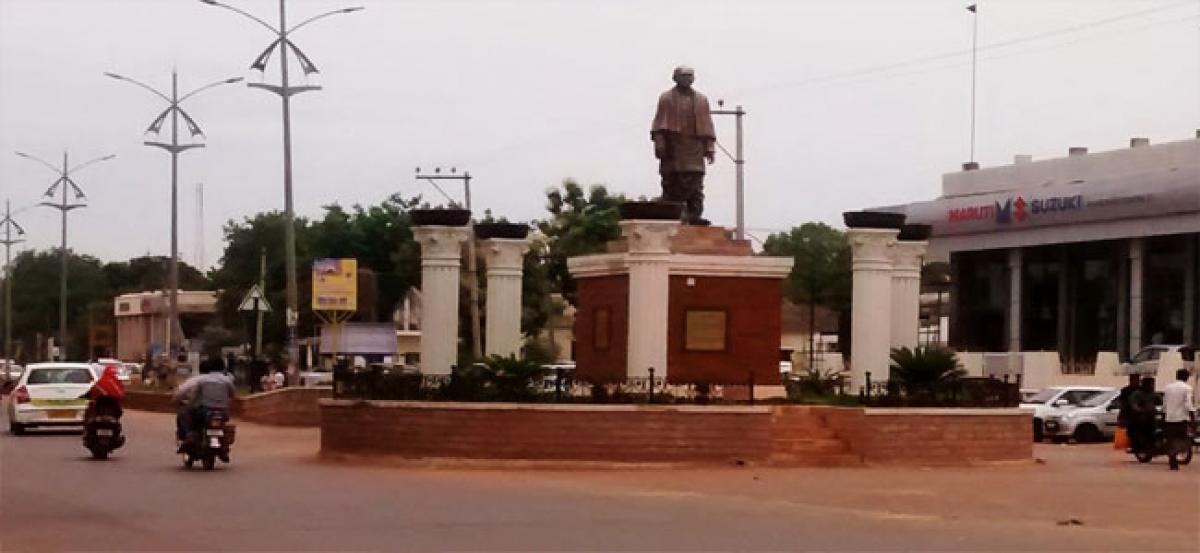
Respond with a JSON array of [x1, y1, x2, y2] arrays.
[[481, 355, 546, 401], [888, 346, 965, 397]]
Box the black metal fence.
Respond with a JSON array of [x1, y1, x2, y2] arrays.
[[334, 365, 754, 404], [859, 374, 1021, 408], [333, 365, 1019, 408]]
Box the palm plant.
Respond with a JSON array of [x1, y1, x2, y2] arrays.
[[888, 346, 964, 397]]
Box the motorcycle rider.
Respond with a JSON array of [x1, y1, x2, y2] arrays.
[[171, 353, 235, 459], [1128, 376, 1158, 455], [83, 364, 127, 448]]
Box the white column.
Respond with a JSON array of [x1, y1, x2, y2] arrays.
[[849, 228, 899, 392], [480, 238, 530, 358], [889, 240, 926, 350], [1129, 238, 1144, 354], [620, 219, 679, 380], [413, 225, 472, 375], [1007, 248, 1023, 353]]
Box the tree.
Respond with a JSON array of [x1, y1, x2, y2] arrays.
[[535, 180, 625, 302], [762, 223, 852, 362], [208, 194, 423, 359], [102, 255, 209, 295], [762, 223, 852, 311], [8, 250, 110, 360]]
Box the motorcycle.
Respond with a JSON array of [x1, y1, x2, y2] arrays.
[[82, 396, 125, 460], [181, 408, 235, 470], [1132, 421, 1194, 465]]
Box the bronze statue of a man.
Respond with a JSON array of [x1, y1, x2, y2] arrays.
[[651, 66, 716, 225]]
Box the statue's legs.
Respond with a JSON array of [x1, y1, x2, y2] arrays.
[[660, 172, 706, 225]]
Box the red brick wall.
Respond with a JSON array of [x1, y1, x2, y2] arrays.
[[319, 402, 1032, 466], [237, 387, 329, 427], [574, 275, 629, 383], [667, 276, 782, 385], [321, 401, 773, 464], [124, 390, 176, 413], [125, 387, 329, 427], [851, 410, 1032, 465]]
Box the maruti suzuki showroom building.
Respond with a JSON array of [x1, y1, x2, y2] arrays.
[[884, 131, 1200, 374]]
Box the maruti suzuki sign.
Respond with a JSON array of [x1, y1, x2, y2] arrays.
[[948, 193, 1084, 225], [901, 169, 1198, 237]]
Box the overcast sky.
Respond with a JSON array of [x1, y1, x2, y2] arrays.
[[1, 0, 1198, 267]]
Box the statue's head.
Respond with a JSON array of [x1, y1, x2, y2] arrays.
[[672, 66, 695, 89]]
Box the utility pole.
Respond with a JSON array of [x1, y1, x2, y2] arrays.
[[105, 70, 240, 371], [256, 248, 266, 359], [0, 201, 25, 385], [201, 0, 364, 379], [196, 183, 206, 270], [16, 150, 114, 360], [415, 167, 482, 359], [712, 100, 746, 241]]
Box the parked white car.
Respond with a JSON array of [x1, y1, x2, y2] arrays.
[[1021, 385, 1114, 441], [1121, 345, 1189, 375], [5, 363, 96, 434], [94, 358, 131, 384], [1041, 389, 1120, 443], [298, 368, 334, 387]]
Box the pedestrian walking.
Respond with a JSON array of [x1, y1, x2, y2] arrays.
[[1163, 368, 1196, 471]]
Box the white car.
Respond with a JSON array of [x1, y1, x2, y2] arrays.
[[1021, 385, 1114, 441], [1, 360, 23, 382], [1121, 344, 1192, 375], [5, 363, 96, 435], [298, 368, 334, 387], [94, 358, 131, 384], [1041, 389, 1120, 443]]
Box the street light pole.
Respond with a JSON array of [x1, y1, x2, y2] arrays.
[[0, 201, 25, 384], [105, 70, 240, 371], [201, 0, 363, 376], [415, 167, 482, 360], [16, 150, 114, 360], [712, 101, 746, 241]]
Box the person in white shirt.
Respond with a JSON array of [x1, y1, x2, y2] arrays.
[[1162, 368, 1196, 471]]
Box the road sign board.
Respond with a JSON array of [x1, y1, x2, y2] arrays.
[[239, 284, 271, 312]]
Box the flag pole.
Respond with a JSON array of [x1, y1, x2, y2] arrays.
[[968, 3, 979, 163]]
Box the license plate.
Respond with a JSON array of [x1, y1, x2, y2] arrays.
[[32, 399, 87, 407], [207, 430, 224, 437], [48, 410, 78, 420], [97, 429, 114, 436]]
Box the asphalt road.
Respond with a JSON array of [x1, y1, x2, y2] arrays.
[[2, 409, 1197, 552]]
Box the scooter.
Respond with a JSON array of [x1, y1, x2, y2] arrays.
[[181, 408, 235, 471], [82, 396, 125, 460]]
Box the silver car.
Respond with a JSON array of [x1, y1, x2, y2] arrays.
[[1021, 385, 1114, 441], [1042, 389, 1120, 443]]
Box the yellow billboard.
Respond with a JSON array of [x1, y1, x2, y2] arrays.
[[312, 258, 357, 312]]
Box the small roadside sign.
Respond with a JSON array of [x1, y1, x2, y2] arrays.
[[239, 284, 271, 312]]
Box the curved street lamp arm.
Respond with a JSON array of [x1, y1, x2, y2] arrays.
[[67, 154, 116, 176], [288, 7, 364, 35], [199, 0, 280, 35], [180, 77, 245, 102], [14, 152, 62, 175], [104, 72, 172, 103]]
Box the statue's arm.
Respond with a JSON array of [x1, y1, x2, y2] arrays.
[[652, 133, 668, 159]]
